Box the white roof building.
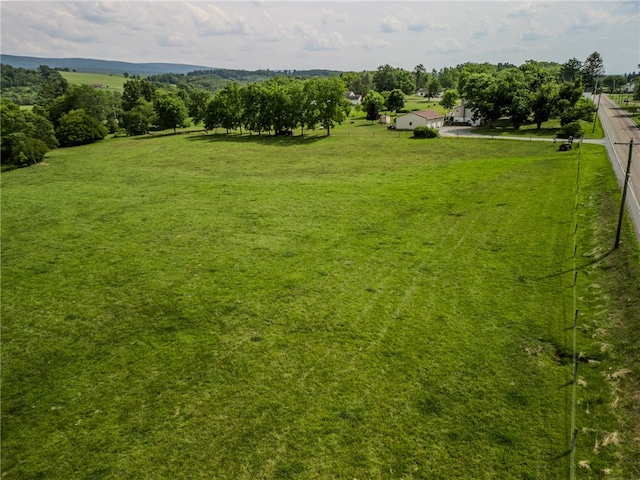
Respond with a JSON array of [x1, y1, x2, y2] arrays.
[[395, 110, 444, 130]]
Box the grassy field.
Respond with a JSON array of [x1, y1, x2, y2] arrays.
[[59, 71, 129, 92], [2, 132, 639, 479]]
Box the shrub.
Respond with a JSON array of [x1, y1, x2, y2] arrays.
[[0, 101, 57, 167], [560, 121, 584, 138], [413, 126, 439, 138], [56, 109, 107, 147]]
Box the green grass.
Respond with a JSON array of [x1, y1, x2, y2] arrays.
[[613, 98, 640, 126], [59, 71, 129, 92], [2, 133, 638, 479], [404, 95, 447, 114], [472, 117, 604, 140]]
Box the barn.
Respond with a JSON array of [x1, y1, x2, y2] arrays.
[[394, 110, 444, 130]]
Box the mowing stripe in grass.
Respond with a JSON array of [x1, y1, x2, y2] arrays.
[[2, 134, 638, 479]]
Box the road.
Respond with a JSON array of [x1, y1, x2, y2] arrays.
[[597, 94, 640, 242]]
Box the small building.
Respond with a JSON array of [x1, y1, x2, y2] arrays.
[[417, 88, 427, 97], [345, 91, 363, 105], [447, 101, 482, 126], [379, 115, 391, 124], [395, 110, 444, 130]]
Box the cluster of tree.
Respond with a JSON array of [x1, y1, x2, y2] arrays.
[[459, 55, 604, 130], [202, 77, 349, 136], [360, 89, 406, 122], [0, 102, 58, 167], [145, 68, 344, 94], [1, 64, 69, 105], [1, 81, 119, 166]]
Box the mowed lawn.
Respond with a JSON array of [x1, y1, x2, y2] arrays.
[[2, 133, 638, 479]]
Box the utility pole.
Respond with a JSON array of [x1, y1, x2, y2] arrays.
[[592, 78, 602, 134], [614, 139, 635, 249]]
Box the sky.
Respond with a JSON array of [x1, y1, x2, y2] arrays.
[[1, 1, 638, 74]]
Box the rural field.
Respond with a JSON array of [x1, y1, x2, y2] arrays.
[[2, 132, 639, 479], [59, 71, 129, 92]]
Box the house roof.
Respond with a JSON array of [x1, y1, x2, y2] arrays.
[[406, 109, 444, 120]]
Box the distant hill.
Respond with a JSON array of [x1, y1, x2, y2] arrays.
[[0, 54, 218, 76]]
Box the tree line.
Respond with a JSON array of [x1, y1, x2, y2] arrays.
[[2, 52, 639, 169]]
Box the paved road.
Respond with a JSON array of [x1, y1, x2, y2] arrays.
[[596, 94, 640, 241]]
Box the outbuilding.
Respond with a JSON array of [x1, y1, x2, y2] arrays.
[[395, 110, 444, 130], [447, 101, 482, 126]]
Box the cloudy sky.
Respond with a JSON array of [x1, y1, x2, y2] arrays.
[[1, 1, 638, 74]]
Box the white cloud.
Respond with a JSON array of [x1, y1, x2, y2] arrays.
[[251, 11, 292, 43], [186, 4, 250, 36], [380, 14, 401, 33], [293, 22, 346, 51], [0, 1, 636, 74], [156, 34, 190, 49], [407, 16, 449, 33], [321, 8, 348, 25], [569, 5, 640, 33], [520, 31, 542, 42], [360, 35, 389, 50], [507, 1, 546, 18], [431, 38, 462, 54]]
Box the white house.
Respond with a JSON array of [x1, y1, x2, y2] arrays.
[[447, 101, 482, 126], [395, 110, 444, 130], [417, 88, 428, 97], [345, 91, 363, 105]]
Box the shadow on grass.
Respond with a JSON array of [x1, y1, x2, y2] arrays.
[[535, 248, 617, 281], [127, 129, 330, 146], [551, 449, 572, 460], [185, 131, 329, 147], [474, 126, 560, 138]]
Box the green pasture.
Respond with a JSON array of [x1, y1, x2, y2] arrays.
[[59, 71, 128, 92], [403, 94, 446, 114], [2, 132, 638, 479]]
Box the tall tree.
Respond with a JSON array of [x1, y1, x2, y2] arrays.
[[461, 73, 503, 128], [602, 75, 627, 93], [306, 77, 347, 136], [373, 65, 415, 95], [522, 64, 558, 129], [218, 82, 244, 133], [121, 98, 155, 135], [582, 51, 605, 89], [498, 68, 530, 130], [425, 75, 441, 100], [413, 64, 426, 90], [122, 79, 157, 111], [153, 90, 188, 133], [438, 67, 459, 91], [373, 64, 397, 93], [560, 58, 583, 82], [385, 89, 405, 114], [362, 91, 385, 121], [440, 89, 459, 118], [188, 88, 213, 126], [47, 84, 112, 128]]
